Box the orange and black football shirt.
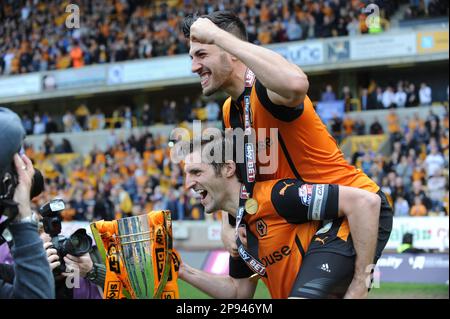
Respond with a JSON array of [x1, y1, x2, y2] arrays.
[[232, 179, 339, 299], [223, 80, 379, 250]]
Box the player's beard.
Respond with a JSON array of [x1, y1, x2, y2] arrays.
[[203, 52, 233, 96], [201, 181, 227, 215], [202, 190, 220, 214]]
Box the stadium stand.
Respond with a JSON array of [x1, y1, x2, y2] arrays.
[[0, 1, 448, 259], [14, 77, 447, 135], [404, 0, 448, 20], [0, 0, 401, 76], [22, 104, 448, 223], [25, 130, 209, 222]]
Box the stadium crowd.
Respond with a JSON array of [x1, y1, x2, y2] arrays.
[[333, 108, 449, 217], [19, 78, 444, 136], [23, 104, 448, 222], [404, 0, 448, 20], [0, 0, 400, 76], [20, 96, 221, 135], [321, 80, 439, 112], [26, 128, 211, 223]]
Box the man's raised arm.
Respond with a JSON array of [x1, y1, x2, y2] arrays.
[[190, 18, 309, 107]]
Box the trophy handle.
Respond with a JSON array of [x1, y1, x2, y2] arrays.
[[90, 221, 132, 299], [90, 223, 107, 264], [153, 211, 173, 298]]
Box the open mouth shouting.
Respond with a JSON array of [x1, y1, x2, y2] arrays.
[[200, 69, 211, 88], [192, 187, 209, 205]]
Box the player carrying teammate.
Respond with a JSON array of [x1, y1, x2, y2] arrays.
[[179, 137, 381, 298], [183, 11, 393, 298]]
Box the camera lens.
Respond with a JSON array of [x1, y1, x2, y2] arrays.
[[71, 237, 80, 246], [63, 229, 92, 256]]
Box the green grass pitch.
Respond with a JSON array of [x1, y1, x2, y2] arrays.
[[177, 280, 449, 299]]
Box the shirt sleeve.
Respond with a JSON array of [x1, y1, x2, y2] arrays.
[[254, 80, 304, 122], [0, 223, 55, 299], [271, 179, 340, 223]]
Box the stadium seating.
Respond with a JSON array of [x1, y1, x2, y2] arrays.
[[1, 0, 400, 76], [24, 104, 448, 223]]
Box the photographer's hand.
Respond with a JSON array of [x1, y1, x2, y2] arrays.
[[12, 154, 34, 219], [43, 241, 61, 271], [62, 254, 93, 278]]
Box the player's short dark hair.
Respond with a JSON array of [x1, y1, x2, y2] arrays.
[[182, 11, 248, 42], [188, 133, 242, 182]]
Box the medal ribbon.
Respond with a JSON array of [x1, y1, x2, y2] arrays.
[[233, 68, 266, 277]]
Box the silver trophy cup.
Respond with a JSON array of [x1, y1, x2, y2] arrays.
[[116, 214, 170, 299]]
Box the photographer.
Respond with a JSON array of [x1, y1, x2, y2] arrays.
[[0, 107, 54, 298], [0, 216, 106, 299], [41, 232, 104, 299]]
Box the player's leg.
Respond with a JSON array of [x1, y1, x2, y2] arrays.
[[289, 217, 355, 298], [288, 251, 355, 299], [290, 190, 393, 299], [364, 190, 393, 290], [374, 191, 393, 263]]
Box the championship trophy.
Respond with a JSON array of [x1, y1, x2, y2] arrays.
[[91, 210, 180, 299]]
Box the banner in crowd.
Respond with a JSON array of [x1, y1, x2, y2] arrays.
[[416, 30, 449, 55], [107, 64, 125, 85], [348, 134, 388, 154], [315, 100, 345, 124], [0, 73, 41, 98], [327, 39, 351, 63], [3, 29, 448, 102], [350, 33, 416, 61], [385, 217, 449, 250], [207, 224, 222, 241], [42, 65, 107, 91], [375, 253, 448, 284], [172, 223, 189, 240], [270, 41, 324, 66], [119, 56, 196, 85], [201, 251, 449, 285]]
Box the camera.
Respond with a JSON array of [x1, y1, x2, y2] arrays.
[[0, 107, 45, 244], [39, 199, 93, 274], [0, 166, 44, 207], [1, 147, 45, 224]]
